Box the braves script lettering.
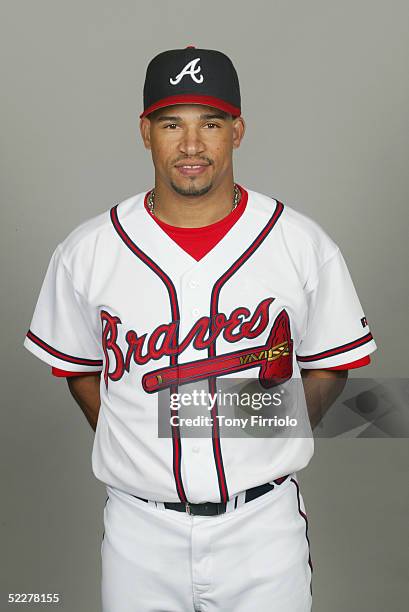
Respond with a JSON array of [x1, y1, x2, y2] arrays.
[[101, 298, 275, 389]]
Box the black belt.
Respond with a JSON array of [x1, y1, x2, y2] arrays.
[[133, 475, 290, 516]]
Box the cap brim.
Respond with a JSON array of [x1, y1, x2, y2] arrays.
[[140, 94, 241, 118]]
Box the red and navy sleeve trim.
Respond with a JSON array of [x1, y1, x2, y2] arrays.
[[296, 332, 373, 363], [26, 330, 103, 367], [51, 367, 102, 377], [324, 355, 371, 370]]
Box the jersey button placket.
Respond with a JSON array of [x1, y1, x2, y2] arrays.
[[185, 277, 201, 318], [178, 274, 219, 502]]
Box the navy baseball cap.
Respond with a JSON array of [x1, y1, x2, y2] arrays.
[[140, 46, 241, 118]]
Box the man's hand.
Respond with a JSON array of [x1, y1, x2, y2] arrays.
[[301, 369, 348, 430], [66, 373, 101, 431]]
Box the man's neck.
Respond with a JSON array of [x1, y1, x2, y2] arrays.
[[151, 180, 236, 228]]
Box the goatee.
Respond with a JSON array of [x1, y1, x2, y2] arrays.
[[170, 181, 213, 197]]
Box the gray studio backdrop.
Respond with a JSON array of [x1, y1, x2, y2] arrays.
[[2, 1, 408, 610]]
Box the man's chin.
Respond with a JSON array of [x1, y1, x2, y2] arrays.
[[170, 179, 213, 198]]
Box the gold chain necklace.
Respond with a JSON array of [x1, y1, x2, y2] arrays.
[[147, 184, 241, 217]]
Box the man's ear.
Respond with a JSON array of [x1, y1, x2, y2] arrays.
[[139, 117, 152, 150], [232, 116, 246, 149]]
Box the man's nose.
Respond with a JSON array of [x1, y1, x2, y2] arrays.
[[178, 127, 205, 155]]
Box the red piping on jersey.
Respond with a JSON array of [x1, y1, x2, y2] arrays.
[[110, 204, 188, 504], [297, 332, 374, 363], [26, 330, 103, 367], [208, 198, 285, 504]]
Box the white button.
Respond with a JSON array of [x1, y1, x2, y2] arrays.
[[192, 446, 200, 453], [192, 308, 200, 317], [189, 279, 199, 289]]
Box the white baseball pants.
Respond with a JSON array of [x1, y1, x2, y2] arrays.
[[101, 475, 313, 611]]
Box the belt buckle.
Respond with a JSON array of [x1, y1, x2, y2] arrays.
[[185, 501, 226, 516]]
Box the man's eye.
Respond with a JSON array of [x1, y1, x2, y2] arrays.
[[164, 124, 178, 129], [205, 123, 219, 128]]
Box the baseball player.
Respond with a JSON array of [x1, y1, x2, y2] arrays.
[[24, 47, 377, 611]]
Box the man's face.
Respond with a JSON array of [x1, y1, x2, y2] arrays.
[[140, 104, 245, 197]]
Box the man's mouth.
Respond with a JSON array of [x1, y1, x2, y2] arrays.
[[175, 163, 210, 176]]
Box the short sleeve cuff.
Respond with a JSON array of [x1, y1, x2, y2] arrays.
[[24, 330, 103, 372], [296, 332, 377, 370]]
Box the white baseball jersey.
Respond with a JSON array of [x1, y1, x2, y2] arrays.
[[23, 186, 377, 503]]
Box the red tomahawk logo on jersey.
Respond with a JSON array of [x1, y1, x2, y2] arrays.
[[142, 309, 293, 393]]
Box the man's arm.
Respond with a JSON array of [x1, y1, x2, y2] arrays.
[[301, 369, 348, 430], [66, 373, 101, 431]]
